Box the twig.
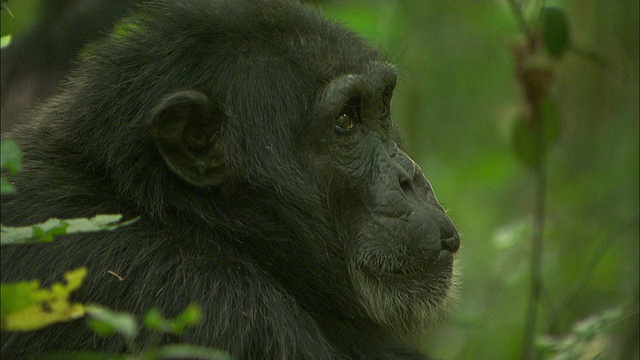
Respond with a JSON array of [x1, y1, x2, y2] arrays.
[[522, 161, 546, 360]]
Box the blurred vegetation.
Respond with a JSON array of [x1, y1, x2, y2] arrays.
[[2, 0, 638, 359]]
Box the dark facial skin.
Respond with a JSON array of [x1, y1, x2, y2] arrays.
[[0, 1, 459, 359], [307, 63, 460, 339]]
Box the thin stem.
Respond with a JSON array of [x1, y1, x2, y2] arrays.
[[521, 160, 546, 360], [507, 0, 533, 41]]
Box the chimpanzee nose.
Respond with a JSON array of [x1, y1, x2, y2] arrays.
[[437, 232, 460, 262], [441, 233, 460, 254], [438, 216, 460, 257], [396, 158, 418, 193]]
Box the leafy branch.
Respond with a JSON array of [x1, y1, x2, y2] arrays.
[[1, 139, 229, 358], [505, 4, 569, 360], [1, 215, 140, 246]]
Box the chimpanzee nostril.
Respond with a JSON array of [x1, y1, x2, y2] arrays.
[[441, 233, 460, 254], [399, 176, 413, 193], [391, 151, 418, 194]]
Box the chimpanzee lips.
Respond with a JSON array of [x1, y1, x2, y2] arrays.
[[360, 251, 454, 279]]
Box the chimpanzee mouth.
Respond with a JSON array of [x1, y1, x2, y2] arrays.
[[358, 254, 453, 280], [438, 249, 453, 262]]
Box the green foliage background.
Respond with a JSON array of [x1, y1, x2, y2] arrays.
[[318, 1, 638, 358], [2, 0, 638, 358]]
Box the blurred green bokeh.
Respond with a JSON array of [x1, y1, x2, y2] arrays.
[[323, 1, 638, 358], [2, 0, 638, 358]]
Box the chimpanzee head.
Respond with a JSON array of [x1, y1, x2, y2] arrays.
[[61, 0, 460, 342]]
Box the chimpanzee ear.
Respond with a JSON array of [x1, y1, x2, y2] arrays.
[[150, 90, 229, 187]]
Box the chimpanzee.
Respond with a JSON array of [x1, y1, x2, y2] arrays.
[[0, 0, 460, 359]]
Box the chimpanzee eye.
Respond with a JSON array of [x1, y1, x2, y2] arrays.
[[335, 97, 360, 134], [335, 113, 357, 133]]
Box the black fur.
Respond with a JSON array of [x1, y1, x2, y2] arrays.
[[1, 1, 460, 359]]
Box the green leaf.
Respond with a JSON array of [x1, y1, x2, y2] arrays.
[[143, 307, 169, 331], [170, 304, 202, 335], [1, 268, 87, 331], [86, 318, 117, 337], [1, 139, 22, 175], [1, 214, 139, 246], [85, 305, 138, 341], [145, 344, 233, 360], [0, 280, 40, 316], [32, 220, 69, 243], [40, 351, 127, 360], [542, 7, 570, 58], [535, 307, 626, 359], [0, 34, 11, 48], [1, 177, 16, 194], [1, 140, 22, 194]]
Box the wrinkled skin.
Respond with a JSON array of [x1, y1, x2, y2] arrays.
[[0, 1, 460, 359]]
